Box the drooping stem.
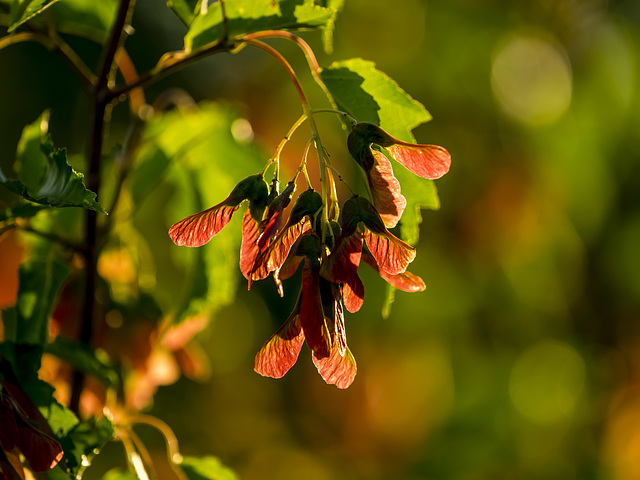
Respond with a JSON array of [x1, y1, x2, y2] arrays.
[[128, 428, 158, 480], [241, 30, 337, 110], [128, 415, 186, 467], [242, 36, 336, 245], [262, 113, 308, 177], [323, 163, 355, 196], [299, 138, 314, 189], [243, 38, 310, 108], [312, 109, 357, 127], [306, 114, 336, 248], [242, 30, 321, 74], [116, 427, 152, 480], [70, 0, 136, 416]]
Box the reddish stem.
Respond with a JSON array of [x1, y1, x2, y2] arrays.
[[242, 30, 321, 74], [242, 38, 309, 109]]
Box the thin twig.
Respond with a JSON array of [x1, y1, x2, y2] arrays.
[[262, 113, 308, 176], [107, 41, 228, 98], [0, 31, 49, 49], [0, 30, 96, 90], [241, 30, 339, 112], [312, 108, 357, 127], [17, 224, 85, 253]]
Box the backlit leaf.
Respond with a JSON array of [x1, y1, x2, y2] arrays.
[[48, 0, 117, 43], [7, 0, 60, 32], [184, 0, 335, 51], [167, 0, 201, 26], [322, 59, 443, 314], [321, 58, 440, 244], [0, 0, 117, 43], [179, 456, 238, 480], [62, 416, 115, 476]]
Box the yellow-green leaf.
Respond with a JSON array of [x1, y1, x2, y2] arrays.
[[184, 0, 335, 51]]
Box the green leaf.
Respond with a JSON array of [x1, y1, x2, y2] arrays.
[[167, 0, 202, 26], [45, 336, 119, 389], [1, 225, 73, 345], [7, 0, 60, 32], [102, 470, 139, 480], [0, 307, 18, 343], [45, 465, 73, 480], [39, 392, 79, 438], [0, 111, 107, 214], [179, 456, 238, 480], [321, 58, 441, 313], [47, 0, 117, 43], [321, 58, 440, 244], [319, 0, 345, 54], [129, 102, 266, 324], [62, 416, 115, 476], [11, 255, 70, 346], [321, 58, 432, 138], [0, 203, 48, 222], [184, 0, 335, 51]]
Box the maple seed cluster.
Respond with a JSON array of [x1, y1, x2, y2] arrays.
[[169, 122, 451, 389]]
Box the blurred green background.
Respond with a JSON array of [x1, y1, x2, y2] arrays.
[[2, 0, 640, 479]]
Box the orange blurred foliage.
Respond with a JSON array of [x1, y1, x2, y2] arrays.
[[0, 230, 23, 309]]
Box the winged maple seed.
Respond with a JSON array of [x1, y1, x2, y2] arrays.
[[254, 235, 357, 389], [248, 189, 322, 291], [168, 121, 450, 389], [320, 195, 424, 313], [347, 122, 451, 227], [169, 174, 268, 248]]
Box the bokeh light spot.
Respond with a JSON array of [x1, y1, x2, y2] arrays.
[[509, 340, 585, 423], [492, 33, 572, 125], [231, 118, 254, 143]]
